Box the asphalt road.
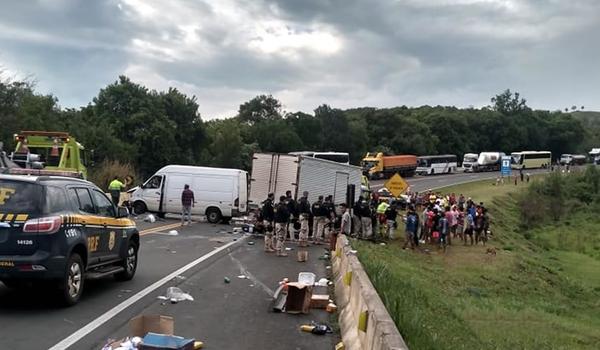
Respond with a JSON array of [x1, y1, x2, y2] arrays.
[[370, 168, 552, 193], [0, 217, 336, 350]]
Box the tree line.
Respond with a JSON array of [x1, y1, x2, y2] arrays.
[[0, 75, 596, 183]]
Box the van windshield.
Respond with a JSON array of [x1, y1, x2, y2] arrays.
[[0, 180, 43, 216]]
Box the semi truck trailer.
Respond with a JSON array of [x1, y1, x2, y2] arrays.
[[361, 152, 417, 179]]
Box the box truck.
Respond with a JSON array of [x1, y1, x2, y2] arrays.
[[249, 153, 362, 207], [129, 165, 248, 223], [361, 152, 417, 179]]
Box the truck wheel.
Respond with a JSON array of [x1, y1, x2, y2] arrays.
[[206, 208, 222, 224], [115, 241, 138, 281], [61, 253, 84, 306], [133, 201, 147, 215], [430, 169, 435, 175]]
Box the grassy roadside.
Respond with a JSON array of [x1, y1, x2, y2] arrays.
[[354, 177, 600, 349]]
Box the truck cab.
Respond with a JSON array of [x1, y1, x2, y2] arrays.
[[361, 152, 383, 178], [10, 131, 88, 179], [462, 153, 478, 172]]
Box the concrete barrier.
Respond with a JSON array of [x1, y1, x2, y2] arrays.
[[332, 235, 408, 350]]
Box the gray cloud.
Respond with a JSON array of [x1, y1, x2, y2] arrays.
[[0, 0, 598, 117]]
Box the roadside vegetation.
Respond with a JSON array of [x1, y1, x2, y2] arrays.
[[2, 73, 598, 182], [355, 168, 600, 350]]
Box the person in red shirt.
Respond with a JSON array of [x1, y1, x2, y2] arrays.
[[181, 184, 195, 226]]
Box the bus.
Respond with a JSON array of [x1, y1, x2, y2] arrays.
[[416, 155, 458, 175], [288, 151, 350, 165], [511, 151, 552, 170]]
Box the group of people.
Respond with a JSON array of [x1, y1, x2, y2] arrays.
[[259, 191, 352, 257], [257, 189, 491, 256]]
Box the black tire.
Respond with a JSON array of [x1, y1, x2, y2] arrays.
[[115, 241, 138, 281], [133, 201, 147, 215], [206, 208, 222, 224], [60, 253, 84, 306], [157, 212, 166, 219]]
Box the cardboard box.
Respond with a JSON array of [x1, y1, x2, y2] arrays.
[[285, 282, 313, 314], [109, 315, 175, 348], [310, 294, 330, 309], [130, 315, 175, 337]]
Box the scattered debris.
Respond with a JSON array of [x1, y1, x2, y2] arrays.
[[173, 275, 186, 281], [156, 287, 194, 304], [285, 247, 293, 251], [224, 277, 231, 284], [247, 241, 255, 246], [300, 322, 332, 335], [298, 272, 316, 285], [297, 250, 308, 262], [325, 265, 332, 270], [144, 214, 156, 223], [326, 303, 338, 313], [314, 278, 330, 287], [310, 294, 330, 309], [380, 242, 386, 246], [167, 230, 179, 236], [237, 275, 248, 279]]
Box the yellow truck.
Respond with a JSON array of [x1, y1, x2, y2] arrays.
[[361, 152, 417, 179], [4, 131, 88, 179]]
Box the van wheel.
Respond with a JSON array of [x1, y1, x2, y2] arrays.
[[430, 169, 435, 175], [61, 253, 84, 306], [133, 201, 147, 215], [115, 241, 138, 281], [206, 208, 222, 224]]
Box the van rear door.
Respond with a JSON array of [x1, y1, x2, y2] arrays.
[[0, 180, 42, 256], [237, 171, 248, 214]]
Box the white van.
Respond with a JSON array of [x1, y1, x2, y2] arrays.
[[129, 165, 248, 223]]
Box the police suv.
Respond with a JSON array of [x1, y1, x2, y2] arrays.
[[0, 174, 140, 305]]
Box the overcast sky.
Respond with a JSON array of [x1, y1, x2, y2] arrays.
[[1, 0, 598, 118]]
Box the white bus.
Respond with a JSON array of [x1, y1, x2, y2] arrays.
[[289, 151, 350, 165], [416, 155, 458, 175], [511, 151, 552, 170]]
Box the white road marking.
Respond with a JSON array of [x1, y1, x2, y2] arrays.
[[229, 253, 274, 297], [49, 237, 245, 350]]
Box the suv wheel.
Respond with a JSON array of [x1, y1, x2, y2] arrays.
[[61, 253, 84, 306], [115, 241, 138, 281], [206, 208, 222, 224]]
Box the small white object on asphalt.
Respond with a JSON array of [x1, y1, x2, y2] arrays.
[[167, 230, 179, 236], [326, 266, 332, 269], [144, 214, 156, 223], [237, 275, 248, 279], [285, 247, 293, 251], [315, 278, 330, 286], [161, 287, 194, 303]]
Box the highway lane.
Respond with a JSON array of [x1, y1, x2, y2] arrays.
[[0, 218, 239, 349], [370, 168, 552, 193], [0, 216, 334, 350]]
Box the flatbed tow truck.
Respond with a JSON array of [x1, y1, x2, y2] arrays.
[[0, 131, 88, 179]]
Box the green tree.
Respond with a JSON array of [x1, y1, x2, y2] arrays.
[[491, 89, 530, 116], [238, 94, 283, 125]]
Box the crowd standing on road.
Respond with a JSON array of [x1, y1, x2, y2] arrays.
[[254, 188, 492, 255]]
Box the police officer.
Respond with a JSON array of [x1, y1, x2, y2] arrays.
[[274, 195, 290, 257], [323, 195, 336, 240], [285, 190, 298, 242], [311, 195, 325, 244], [358, 199, 373, 239], [261, 193, 275, 252], [108, 176, 125, 206], [297, 191, 311, 247]]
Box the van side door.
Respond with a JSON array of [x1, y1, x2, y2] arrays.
[[141, 175, 164, 212]]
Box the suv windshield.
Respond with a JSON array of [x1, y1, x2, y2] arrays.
[[0, 180, 43, 215]]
